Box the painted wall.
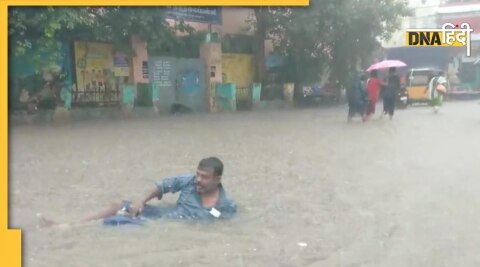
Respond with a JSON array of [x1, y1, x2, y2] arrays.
[[222, 53, 255, 89], [176, 59, 206, 111], [148, 56, 206, 112]]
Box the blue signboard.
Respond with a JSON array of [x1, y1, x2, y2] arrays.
[[114, 54, 129, 68], [266, 55, 285, 70], [166, 7, 222, 25]]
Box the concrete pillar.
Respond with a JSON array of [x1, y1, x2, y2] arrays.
[[200, 43, 223, 112], [283, 83, 295, 107]]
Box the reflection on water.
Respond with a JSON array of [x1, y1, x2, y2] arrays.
[[10, 102, 480, 266]]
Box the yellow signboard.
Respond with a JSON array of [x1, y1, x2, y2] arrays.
[[222, 53, 255, 89], [74, 41, 114, 92], [114, 53, 130, 77]]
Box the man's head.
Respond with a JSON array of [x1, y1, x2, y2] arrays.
[[438, 71, 444, 76], [370, 70, 378, 78], [389, 67, 397, 74], [195, 157, 223, 194]]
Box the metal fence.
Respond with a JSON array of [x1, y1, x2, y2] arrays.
[[72, 83, 120, 106]]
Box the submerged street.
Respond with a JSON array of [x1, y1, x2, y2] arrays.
[[9, 101, 480, 266]]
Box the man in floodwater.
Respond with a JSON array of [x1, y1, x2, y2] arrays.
[[39, 157, 237, 226]]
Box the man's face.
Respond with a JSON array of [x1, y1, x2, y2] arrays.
[[195, 167, 221, 194]]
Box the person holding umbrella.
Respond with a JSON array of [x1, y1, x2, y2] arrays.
[[366, 70, 384, 120], [382, 67, 401, 120], [366, 60, 407, 120]]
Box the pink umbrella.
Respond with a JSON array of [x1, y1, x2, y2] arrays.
[[366, 60, 407, 72]]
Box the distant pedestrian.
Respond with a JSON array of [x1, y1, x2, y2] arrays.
[[426, 71, 448, 114], [347, 74, 368, 122], [366, 70, 384, 120], [382, 67, 400, 120]]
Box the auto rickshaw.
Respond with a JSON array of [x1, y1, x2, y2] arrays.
[[405, 68, 441, 104]]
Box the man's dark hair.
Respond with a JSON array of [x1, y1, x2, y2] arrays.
[[371, 70, 378, 78], [389, 67, 397, 73], [438, 71, 444, 76], [198, 157, 223, 176]]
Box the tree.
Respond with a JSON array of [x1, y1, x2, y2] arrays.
[[253, 7, 269, 85], [250, 0, 410, 89], [8, 7, 193, 69], [9, 7, 96, 67]]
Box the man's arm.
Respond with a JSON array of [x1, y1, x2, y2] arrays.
[[141, 185, 163, 203], [131, 185, 163, 215], [133, 175, 194, 215]]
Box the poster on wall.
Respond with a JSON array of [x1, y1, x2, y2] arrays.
[[149, 57, 175, 88], [222, 53, 255, 88], [74, 41, 114, 101], [113, 53, 130, 77]]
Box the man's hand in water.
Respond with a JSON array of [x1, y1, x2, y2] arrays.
[[130, 202, 146, 217], [128, 185, 162, 217]]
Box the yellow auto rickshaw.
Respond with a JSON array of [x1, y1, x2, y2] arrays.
[[405, 68, 442, 103]]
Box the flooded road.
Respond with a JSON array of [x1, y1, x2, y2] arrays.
[[9, 101, 480, 266]]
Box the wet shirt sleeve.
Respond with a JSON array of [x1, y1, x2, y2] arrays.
[[156, 175, 194, 195]]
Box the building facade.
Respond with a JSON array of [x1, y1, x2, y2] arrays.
[[382, 0, 446, 48]]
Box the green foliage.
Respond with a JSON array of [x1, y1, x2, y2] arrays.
[[251, 0, 411, 88], [8, 7, 195, 67], [221, 34, 255, 54], [148, 31, 207, 58]]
